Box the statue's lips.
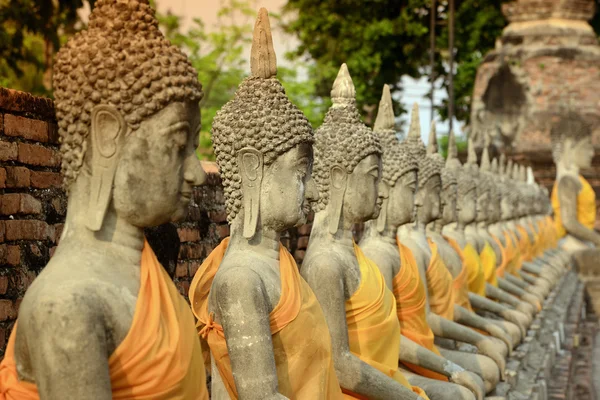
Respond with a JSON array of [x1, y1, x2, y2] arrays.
[[180, 192, 192, 201]]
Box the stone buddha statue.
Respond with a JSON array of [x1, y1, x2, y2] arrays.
[[359, 86, 484, 400], [396, 111, 506, 395], [302, 66, 428, 400], [188, 9, 344, 400], [0, 1, 209, 398]]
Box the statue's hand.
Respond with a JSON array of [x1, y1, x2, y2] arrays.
[[450, 370, 485, 400], [476, 338, 506, 381], [484, 324, 513, 356], [500, 309, 527, 338], [515, 301, 534, 322]]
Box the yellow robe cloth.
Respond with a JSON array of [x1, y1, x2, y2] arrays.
[[189, 238, 343, 400], [445, 237, 473, 311], [347, 244, 429, 399], [491, 234, 508, 278], [551, 175, 597, 238], [505, 230, 523, 278], [426, 240, 455, 320], [480, 242, 498, 287], [462, 243, 486, 297], [516, 226, 533, 263], [394, 240, 448, 382], [0, 241, 208, 400]]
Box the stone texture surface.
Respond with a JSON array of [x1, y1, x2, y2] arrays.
[[470, 0, 600, 157]]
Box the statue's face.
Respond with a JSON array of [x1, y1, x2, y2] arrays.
[[458, 187, 477, 225], [260, 143, 316, 231], [500, 193, 513, 220], [475, 189, 490, 223], [344, 154, 382, 223], [572, 136, 594, 169], [488, 192, 501, 223], [387, 170, 417, 227], [415, 175, 441, 224], [112, 101, 206, 226], [441, 183, 458, 226]]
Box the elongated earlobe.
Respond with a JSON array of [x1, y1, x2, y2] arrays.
[[87, 105, 127, 232], [329, 165, 347, 235], [238, 148, 264, 239]]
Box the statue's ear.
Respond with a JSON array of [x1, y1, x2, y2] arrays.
[[376, 181, 389, 233], [87, 105, 127, 232], [328, 165, 347, 235], [238, 147, 264, 239]]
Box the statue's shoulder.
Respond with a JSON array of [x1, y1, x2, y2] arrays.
[[557, 174, 582, 195]]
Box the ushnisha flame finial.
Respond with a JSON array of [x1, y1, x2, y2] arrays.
[[427, 121, 438, 156], [250, 8, 277, 79], [491, 157, 499, 174], [408, 103, 421, 140], [331, 63, 356, 105], [527, 166, 535, 185], [374, 84, 395, 131], [467, 137, 478, 166], [480, 145, 491, 172]]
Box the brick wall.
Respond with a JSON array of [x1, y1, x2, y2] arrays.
[[0, 88, 316, 356]]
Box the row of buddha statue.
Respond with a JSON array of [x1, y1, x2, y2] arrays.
[[0, 1, 592, 399]]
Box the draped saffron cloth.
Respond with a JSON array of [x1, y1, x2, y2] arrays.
[[425, 240, 455, 321], [0, 241, 208, 400], [445, 237, 472, 311], [516, 226, 533, 263], [345, 243, 429, 399], [394, 240, 448, 382], [551, 175, 597, 239], [480, 242, 498, 287], [188, 238, 343, 400], [462, 243, 486, 297], [491, 234, 508, 278]]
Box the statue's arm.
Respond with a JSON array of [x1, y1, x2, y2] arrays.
[[504, 274, 529, 290], [304, 256, 423, 400], [468, 293, 525, 336], [452, 304, 513, 354], [558, 177, 600, 245], [398, 335, 484, 400], [20, 292, 112, 399], [425, 312, 505, 378], [214, 268, 287, 400]]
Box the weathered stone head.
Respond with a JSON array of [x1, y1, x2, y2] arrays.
[[550, 111, 594, 173], [53, 0, 206, 230], [404, 105, 442, 225], [446, 130, 477, 226], [466, 138, 491, 224], [478, 143, 498, 226], [372, 85, 418, 230], [428, 123, 456, 226], [212, 8, 315, 238], [488, 157, 503, 224], [313, 64, 382, 234]]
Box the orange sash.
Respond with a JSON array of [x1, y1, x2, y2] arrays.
[[462, 243, 486, 296], [551, 175, 597, 238], [0, 241, 208, 400], [480, 242, 498, 287], [347, 244, 428, 399], [516, 226, 533, 263], [394, 240, 448, 381], [445, 238, 472, 311], [425, 240, 455, 321], [189, 238, 343, 400]]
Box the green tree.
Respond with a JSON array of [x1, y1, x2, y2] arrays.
[[283, 0, 432, 125]]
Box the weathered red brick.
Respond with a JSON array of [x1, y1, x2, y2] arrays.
[[48, 122, 59, 144], [0, 141, 17, 161], [0, 221, 4, 242], [297, 236, 310, 250], [4, 114, 49, 142], [0, 277, 8, 295], [4, 220, 49, 241], [209, 210, 228, 223], [53, 224, 64, 243], [0, 167, 5, 188], [30, 170, 62, 189], [175, 262, 189, 278], [297, 223, 312, 236], [178, 243, 205, 259], [189, 261, 201, 277], [5, 246, 20, 266], [216, 224, 230, 239], [17, 143, 60, 167], [0, 194, 41, 215], [294, 249, 306, 264], [0, 300, 16, 321], [49, 246, 57, 257], [178, 227, 200, 243], [4, 166, 30, 187]]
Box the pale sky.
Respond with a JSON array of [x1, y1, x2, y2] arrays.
[[81, 0, 463, 141]]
